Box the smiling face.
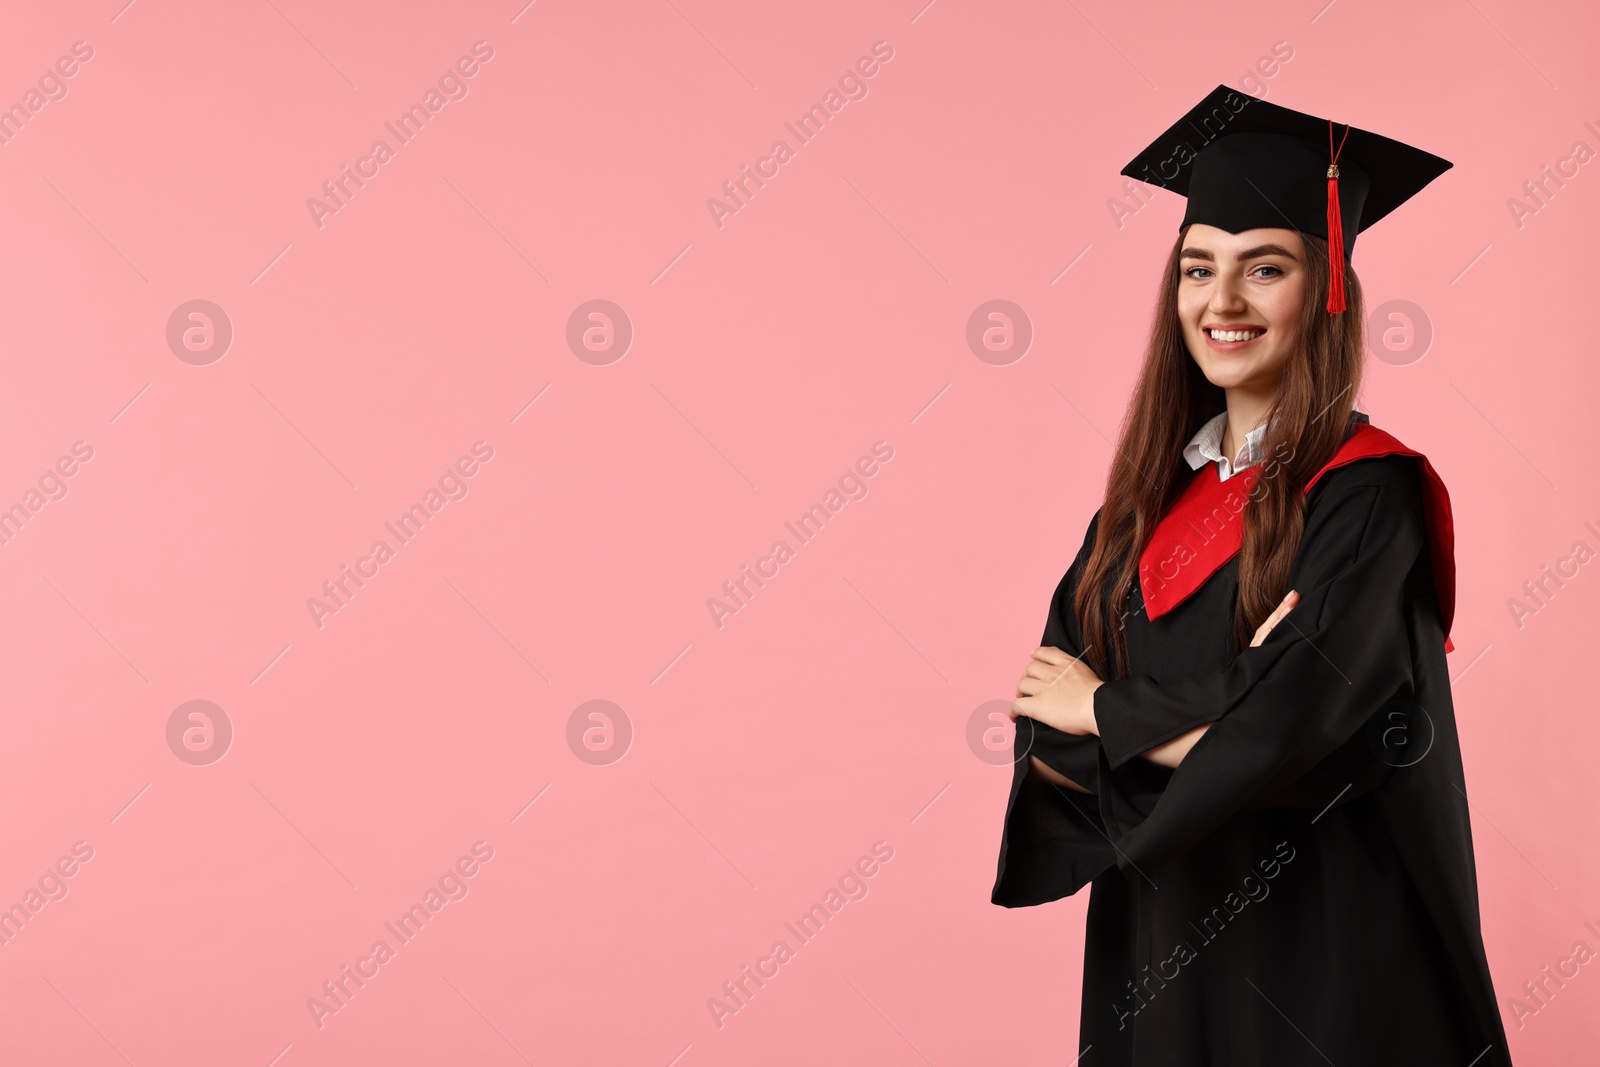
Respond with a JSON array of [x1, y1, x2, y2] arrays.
[[1177, 225, 1308, 397]]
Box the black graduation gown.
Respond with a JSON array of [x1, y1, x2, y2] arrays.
[[991, 449, 1514, 1067]]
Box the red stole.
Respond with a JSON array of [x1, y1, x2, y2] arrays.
[[1138, 423, 1457, 653]]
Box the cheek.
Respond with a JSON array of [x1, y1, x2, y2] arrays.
[[1265, 278, 1307, 330], [1176, 289, 1207, 326]]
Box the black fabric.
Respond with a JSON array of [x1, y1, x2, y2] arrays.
[[1181, 130, 1370, 260], [991, 453, 1513, 1066], [1119, 85, 1452, 260]]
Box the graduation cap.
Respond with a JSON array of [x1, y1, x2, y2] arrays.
[[1120, 85, 1452, 313]]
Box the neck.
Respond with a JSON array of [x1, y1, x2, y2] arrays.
[[1221, 389, 1273, 466]]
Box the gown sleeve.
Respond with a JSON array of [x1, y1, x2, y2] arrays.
[[1022, 509, 1109, 789], [1027, 511, 1238, 792], [994, 508, 1213, 906], [1090, 455, 1430, 876]]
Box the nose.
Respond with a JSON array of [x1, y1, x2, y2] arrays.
[[1207, 271, 1248, 316]]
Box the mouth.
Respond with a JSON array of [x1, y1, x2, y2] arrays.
[[1203, 324, 1267, 350]]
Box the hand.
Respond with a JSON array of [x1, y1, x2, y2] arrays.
[[1251, 590, 1300, 647], [1010, 646, 1105, 736]]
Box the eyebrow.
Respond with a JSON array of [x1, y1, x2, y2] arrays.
[[1180, 243, 1300, 262]]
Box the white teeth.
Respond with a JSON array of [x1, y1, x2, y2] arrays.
[[1208, 328, 1264, 342]]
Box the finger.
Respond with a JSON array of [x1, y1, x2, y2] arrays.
[[1043, 662, 1078, 689], [1252, 608, 1285, 645], [1023, 662, 1058, 681], [1058, 651, 1094, 681], [1250, 590, 1300, 647], [1037, 651, 1087, 678], [1267, 589, 1299, 627], [1032, 646, 1070, 666], [1251, 608, 1284, 646]]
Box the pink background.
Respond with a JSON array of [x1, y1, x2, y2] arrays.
[[1, 0, 1596, 1063]]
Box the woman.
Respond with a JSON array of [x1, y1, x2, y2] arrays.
[[992, 87, 1514, 1066]]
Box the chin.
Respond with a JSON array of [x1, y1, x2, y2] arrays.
[[1199, 368, 1246, 390]]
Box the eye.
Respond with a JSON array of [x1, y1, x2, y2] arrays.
[[1252, 264, 1285, 279], [1182, 266, 1213, 280]]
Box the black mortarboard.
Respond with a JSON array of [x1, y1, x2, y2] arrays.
[[1120, 85, 1452, 312]]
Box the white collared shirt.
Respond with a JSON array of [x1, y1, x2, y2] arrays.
[[1183, 407, 1366, 481], [1183, 411, 1269, 482]]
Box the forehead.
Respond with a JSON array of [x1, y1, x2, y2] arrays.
[[1180, 225, 1304, 256]]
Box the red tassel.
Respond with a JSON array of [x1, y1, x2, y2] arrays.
[[1326, 120, 1352, 314]]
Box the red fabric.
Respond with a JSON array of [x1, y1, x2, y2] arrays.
[[1138, 423, 1457, 653], [1326, 174, 1346, 313], [1326, 120, 1352, 314]]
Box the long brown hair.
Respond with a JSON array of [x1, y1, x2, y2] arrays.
[[1074, 225, 1366, 679]]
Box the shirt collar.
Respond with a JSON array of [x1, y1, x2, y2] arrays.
[[1182, 405, 1366, 481], [1182, 411, 1271, 482]]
